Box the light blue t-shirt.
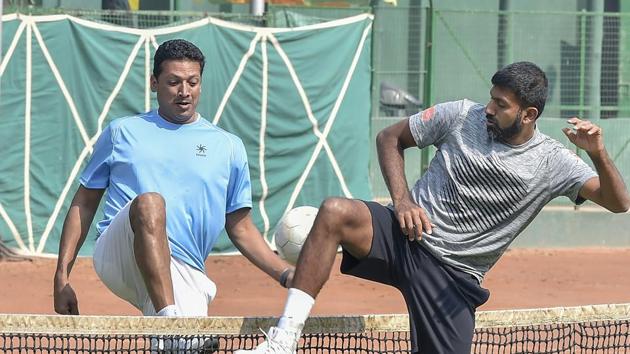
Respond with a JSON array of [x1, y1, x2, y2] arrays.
[[80, 110, 252, 272]]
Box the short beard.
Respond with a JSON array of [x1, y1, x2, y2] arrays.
[[486, 109, 523, 142]]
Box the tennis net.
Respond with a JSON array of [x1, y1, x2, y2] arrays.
[[1, 303, 629, 353]]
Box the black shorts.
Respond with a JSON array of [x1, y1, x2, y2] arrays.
[[340, 201, 490, 354]]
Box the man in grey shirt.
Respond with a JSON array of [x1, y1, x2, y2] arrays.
[[237, 62, 630, 354]]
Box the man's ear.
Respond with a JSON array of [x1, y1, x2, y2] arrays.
[[523, 107, 539, 123], [150, 75, 158, 92]]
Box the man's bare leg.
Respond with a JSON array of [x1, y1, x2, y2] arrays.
[[129, 192, 175, 314], [292, 197, 374, 297], [235, 198, 375, 353], [279, 197, 373, 327]]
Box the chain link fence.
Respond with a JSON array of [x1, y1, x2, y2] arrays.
[[372, 7, 630, 204], [3, 5, 629, 204]]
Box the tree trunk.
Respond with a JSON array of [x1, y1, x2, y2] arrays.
[[0, 239, 32, 262]]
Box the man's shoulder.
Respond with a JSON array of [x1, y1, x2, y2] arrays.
[[435, 98, 480, 112], [533, 129, 567, 150], [197, 117, 246, 146], [106, 111, 154, 131], [461, 98, 482, 109], [525, 130, 576, 163], [434, 99, 484, 122], [439, 99, 484, 131]]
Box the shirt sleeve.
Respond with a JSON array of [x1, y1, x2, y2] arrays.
[[408, 100, 467, 149], [548, 146, 598, 204], [79, 125, 114, 189], [226, 138, 253, 213]]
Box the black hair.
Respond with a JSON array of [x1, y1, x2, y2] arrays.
[[153, 39, 205, 78], [491, 61, 548, 118]]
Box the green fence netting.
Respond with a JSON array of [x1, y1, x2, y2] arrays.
[[0, 13, 373, 255]]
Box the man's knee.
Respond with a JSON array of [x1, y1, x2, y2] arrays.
[[317, 197, 368, 235], [129, 192, 166, 230], [317, 197, 372, 255], [318, 197, 355, 225]]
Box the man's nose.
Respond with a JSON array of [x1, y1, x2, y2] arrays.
[[178, 85, 190, 97], [485, 103, 494, 116]]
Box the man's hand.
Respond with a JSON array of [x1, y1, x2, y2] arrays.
[[562, 117, 605, 154], [394, 197, 432, 241], [54, 282, 80, 315]]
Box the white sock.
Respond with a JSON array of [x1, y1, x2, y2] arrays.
[[156, 304, 178, 316], [277, 288, 315, 331]]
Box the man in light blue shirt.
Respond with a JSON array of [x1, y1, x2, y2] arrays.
[[53, 39, 293, 320]]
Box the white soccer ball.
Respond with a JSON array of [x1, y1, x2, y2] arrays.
[[274, 206, 319, 265]]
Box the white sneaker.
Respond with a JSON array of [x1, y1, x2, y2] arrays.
[[150, 335, 218, 353], [234, 326, 300, 354]]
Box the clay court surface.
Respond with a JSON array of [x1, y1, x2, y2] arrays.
[[1, 248, 630, 316]]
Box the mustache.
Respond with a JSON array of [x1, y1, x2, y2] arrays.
[[486, 114, 496, 123]]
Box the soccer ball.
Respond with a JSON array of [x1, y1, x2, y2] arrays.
[[274, 206, 319, 265]]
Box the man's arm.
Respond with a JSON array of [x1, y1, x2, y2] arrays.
[[226, 208, 294, 287], [376, 118, 433, 240], [53, 185, 105, 314], [563, 117, 630, 213]]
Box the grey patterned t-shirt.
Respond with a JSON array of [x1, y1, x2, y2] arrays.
[[408, 99, 597, 283]]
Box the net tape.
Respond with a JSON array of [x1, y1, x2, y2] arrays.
[[1, 303, 629, 353]]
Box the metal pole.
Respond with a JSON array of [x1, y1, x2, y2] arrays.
[[407, 0, 422, 100], [170, 0, 175, 24], [420, 0, 434, 174], [250, 0, 264, 17], [588, 0, 603, 120], [579, 9, 586, 121], [497, 0, 512, 69]]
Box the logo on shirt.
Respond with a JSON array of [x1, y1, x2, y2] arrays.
[[196, 144, 207, 157], [422, 106, 436, 121]]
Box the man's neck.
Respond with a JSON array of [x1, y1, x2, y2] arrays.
[[504, 125, 536, 146], [158, 110, 198, 125]]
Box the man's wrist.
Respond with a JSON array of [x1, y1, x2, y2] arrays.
[[279, 268, 292, 288], [54, 269, 69, 288], [391, 193, 411, 205], [587, 147, 608, 161]]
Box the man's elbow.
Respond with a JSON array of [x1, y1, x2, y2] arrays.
[[375, 129, 390, 147], [376, 127, 401, 151], [608, 199, 630, 213], [609, 207, 628, 214], [617, 201, 630, 214]]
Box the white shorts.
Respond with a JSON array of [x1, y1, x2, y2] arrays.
[[93, 200, 216, 316]]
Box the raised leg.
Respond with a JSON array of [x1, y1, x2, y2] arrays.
[[128, 192, 174, 313], [292, 197, 374, 297]]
